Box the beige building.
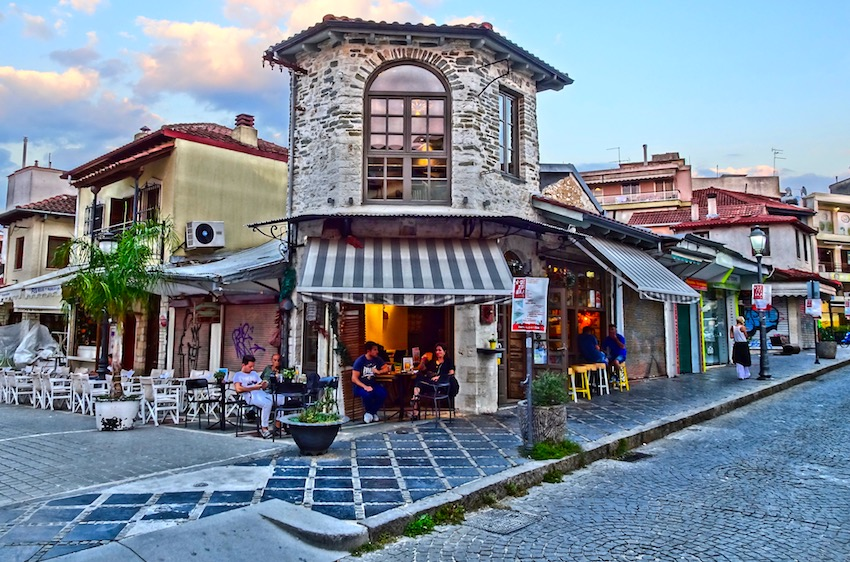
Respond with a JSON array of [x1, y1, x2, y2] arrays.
[[61, 115, 288, 373]]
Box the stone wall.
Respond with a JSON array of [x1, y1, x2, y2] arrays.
[[289, 38, 542, 220]]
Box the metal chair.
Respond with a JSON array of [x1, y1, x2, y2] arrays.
[[183, 378, 219, 429], [418, 380, 454, 425]]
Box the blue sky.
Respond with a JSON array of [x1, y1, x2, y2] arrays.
[[1, 0, 848, 203]]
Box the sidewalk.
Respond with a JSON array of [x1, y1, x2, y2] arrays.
[[1, 349, 847, 561]]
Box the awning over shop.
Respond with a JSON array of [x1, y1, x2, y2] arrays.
[[0, 267, 80, 313], [156, 241, 287, 297], [298, 237, 513, 306], [579, 238, 700, 304]]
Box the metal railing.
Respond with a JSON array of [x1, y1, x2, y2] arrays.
[[596, 190, 680, 205]]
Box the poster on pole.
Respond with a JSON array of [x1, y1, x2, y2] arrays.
[[511, 277, 549, 332], [805, 298, 822, 318], [753, 283, 772, 311]]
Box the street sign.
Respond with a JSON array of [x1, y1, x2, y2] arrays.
[[753, 283, 772, 311], [805, 298, 822, 318], [511, 277, 549, 332]]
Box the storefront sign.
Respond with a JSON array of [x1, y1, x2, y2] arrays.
[[194, 302, 221, 323], [685, 278, 708, 292], [845, 297, 850, 319], [806, 298, 822, 318], [511, 277, 549, 332], [753, 283, 772, 311]]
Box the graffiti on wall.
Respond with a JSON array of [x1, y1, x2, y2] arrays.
[[176, 311, 201, 376], [232, 322, 265, 359]]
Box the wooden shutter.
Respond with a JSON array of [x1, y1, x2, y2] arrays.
[[339, 303, 365, 420]]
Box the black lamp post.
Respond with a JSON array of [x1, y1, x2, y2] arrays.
[[95, 230, 118, 380], [749, 226, 771, 380]]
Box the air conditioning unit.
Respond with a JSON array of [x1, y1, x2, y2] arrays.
[[186, 221, 225, 249]]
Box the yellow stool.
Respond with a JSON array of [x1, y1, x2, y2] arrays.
[[565, 368, 578, 402], [593, 362, 610, 395], [612, 362, 630, 391], [571, 364, 592, 400]]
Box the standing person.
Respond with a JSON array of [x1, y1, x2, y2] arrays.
[[730, 316, 752, 380], [410, 343, 458, 420], [602, 324, 627, 382], [352, 341, 390, 424], [233, 354, 273, 438]]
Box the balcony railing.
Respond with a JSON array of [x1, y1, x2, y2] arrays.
[[596, 190, 680, 206]]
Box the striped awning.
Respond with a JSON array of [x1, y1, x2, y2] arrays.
[[298, 237, 513, 306], [581, 238, 700, 304]]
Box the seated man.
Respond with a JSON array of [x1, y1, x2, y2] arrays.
[[352, 341, 390, 424], [602, 324, 627, 381], [578, 326, 607, 364], [232, 354, 273, 439]]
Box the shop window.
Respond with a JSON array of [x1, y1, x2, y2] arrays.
[[365, 63, 450, 203], [46, 236, 70, 268]]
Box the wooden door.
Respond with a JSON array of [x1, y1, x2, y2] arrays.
[[338, 303, 365, 420]]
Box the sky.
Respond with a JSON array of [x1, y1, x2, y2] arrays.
[[1, 0, 848, 206]]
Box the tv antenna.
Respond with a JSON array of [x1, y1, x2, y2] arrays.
[[771, 148, 785, 176], [607, 146, 624, 165]]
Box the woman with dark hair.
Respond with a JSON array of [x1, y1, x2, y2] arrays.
[[409, 343, 458, 420]]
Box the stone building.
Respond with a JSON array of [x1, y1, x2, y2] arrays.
[[259, 17, 699, 417]]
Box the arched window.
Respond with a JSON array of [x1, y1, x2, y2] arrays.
[[365, 64, 449, 203]]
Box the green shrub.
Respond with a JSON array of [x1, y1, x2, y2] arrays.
[[528, 439, 581, 460], [504, 482, 527, 497], [531, 370, 570, 406], [818, 327, 836, 341], [481, 492, 499, 507], [433, 503, 465, 525], [543, 469, 564, 483], [404, 514, 435, 537]]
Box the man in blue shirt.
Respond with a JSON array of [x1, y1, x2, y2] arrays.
[[602, 324, 627, 381], [578, 326, 606, 364], [352, 341, 390, 423]]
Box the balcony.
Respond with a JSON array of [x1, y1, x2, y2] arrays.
[[596, 190, 681, 207]]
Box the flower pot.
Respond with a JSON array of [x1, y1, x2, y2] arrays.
[[817, 341, 837, 359], [516, 400, 567, 444], [283, 415, 350, 455], [489, 341, 497, 349], [95, 398, 140, 431]]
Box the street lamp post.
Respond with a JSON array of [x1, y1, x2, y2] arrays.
[[749, 226, 770, 380], [95, 230, 118, 380]]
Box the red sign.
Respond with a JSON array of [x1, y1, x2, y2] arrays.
[[685, 278, 708, 292]]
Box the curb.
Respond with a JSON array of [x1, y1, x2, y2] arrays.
[[358, 357, 850, 541]]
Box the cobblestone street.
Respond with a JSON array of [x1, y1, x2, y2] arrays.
[[349, 368, 850, 561]]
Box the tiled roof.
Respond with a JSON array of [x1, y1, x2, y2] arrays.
[[164, 123, 288, 158], [693, 187, 812, 214], [772, 267, 842, 289], [18, 194, 76, 215], [628, 209, 691, 226], [265, 16, 571, 90], [671, 215, 816, 233]]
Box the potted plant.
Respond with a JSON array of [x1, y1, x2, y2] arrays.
[[59, 220, 172, 431], [488, 335, 498, 350], [517, 370, 569, 444], [213, 369, 227, 383], [817, 327, 837, 359], [283, 386, 349, 455]]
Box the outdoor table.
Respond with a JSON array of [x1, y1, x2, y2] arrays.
[[377, 370, 416, 421], [212, 380, 234, 431]]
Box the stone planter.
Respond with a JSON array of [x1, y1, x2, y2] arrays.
[[817, 341, 837, 359], [283, 415, 349, 455], [516, 400, 567, 444], [95, 398, 140, 431]]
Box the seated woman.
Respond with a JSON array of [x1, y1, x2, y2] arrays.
[[410, 343, 458, 420]]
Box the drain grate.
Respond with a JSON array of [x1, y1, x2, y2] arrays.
[[466, 509, 537, 534], [616, 452, 653, 463]]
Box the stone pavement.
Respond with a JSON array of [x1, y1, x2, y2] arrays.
[[0, 348, 847, 561]]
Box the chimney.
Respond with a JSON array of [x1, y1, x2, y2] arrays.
[[134, 126, 151, 141], [643, 144, 647, 166], [22, 136, 28, 168], [706, 192, 718, 218], [691, 202, 700, 221], [232, 114, 258, 148]]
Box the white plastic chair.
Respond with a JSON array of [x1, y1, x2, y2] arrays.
[[140, 377, 180, 425], [42, 373, 72, 410], [83, 377, 110, 415], [31, 372, 45, 409], [71, 373, 88, 414], [0, 372, 8, 403]]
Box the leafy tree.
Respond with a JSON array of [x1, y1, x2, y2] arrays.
[[59, 220, 172, 398]]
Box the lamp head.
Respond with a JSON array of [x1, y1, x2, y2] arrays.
[[749, 226, 767, 256], [98, 230, 118, 254]]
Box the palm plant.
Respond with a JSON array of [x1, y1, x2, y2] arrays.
[[59, 220, 172, 399]]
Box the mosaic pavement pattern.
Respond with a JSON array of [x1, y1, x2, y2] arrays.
[[0, 416, 526, 561]]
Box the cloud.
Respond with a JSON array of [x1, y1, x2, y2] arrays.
[[59, 0, 103, 15], [782, 173, 833, 194], [22, 12, 53, 39], [49, 31, 100, 67]]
